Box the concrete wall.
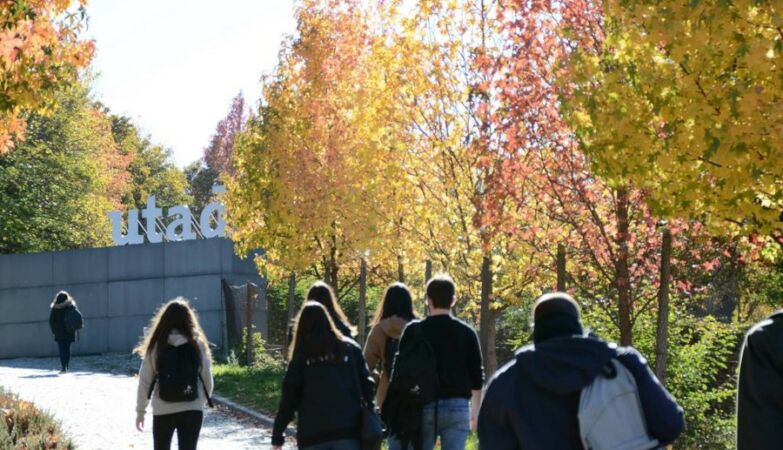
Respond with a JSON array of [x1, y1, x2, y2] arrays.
[[0, 238, 264, 359]]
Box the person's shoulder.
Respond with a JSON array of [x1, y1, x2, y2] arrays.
[[341, 336, 363, 352], [484, 355, 521, 401], [449, 315, 478, 335], [746, 312, 783, 342]]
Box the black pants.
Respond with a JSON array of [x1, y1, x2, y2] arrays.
[[153, 410, 204, 450], [56, 340, 71, 371]]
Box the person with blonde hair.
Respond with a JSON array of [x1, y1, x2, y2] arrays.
[[134, 298, 213, 450]]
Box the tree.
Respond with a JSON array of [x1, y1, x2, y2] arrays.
[[0, 83, 120, 252], [0, 0, 94, 153], [113, 117, 191, 212], [227, 0, 414, 300], [558, 0, 783, 235], [203, 92, 247, 176]]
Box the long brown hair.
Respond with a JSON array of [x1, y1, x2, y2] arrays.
[[307, 281, 356, 336], [289, 301, 343, 360], [371, 282, 418, 326], [133, 297, 212, 363]]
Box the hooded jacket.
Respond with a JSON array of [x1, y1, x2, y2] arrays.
[[478, 336, 684, 450], [737, 311, 783, 450], [135, 330, 213, 422], [364, 316, 409, 407], [49, 298, 79, 343]]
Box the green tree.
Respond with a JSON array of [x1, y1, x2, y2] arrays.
[[0, 83, 119, 252]]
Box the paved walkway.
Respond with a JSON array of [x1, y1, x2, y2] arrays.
[[0, 354, 293, 449]]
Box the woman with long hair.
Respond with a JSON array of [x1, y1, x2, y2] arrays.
[[306, 281, 357, 339], [134, 298, 213, 450], [363, 282, 418, 409], [272, 301, 374, 450], [48, 291, 82, 373]]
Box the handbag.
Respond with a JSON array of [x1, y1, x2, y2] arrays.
[[348, 343, 385, 450]]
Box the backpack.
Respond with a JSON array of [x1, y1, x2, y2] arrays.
[[578, 358, 660, 450], [149, 344, 213, 407], [382, 324, 439, 450], [383, 335, 399, 376], [63, 308, 84, 333]]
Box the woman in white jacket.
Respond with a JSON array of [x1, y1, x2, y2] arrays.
[[134, 298, 214, 450]]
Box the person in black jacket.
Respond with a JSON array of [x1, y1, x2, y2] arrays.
[[737, 311, 783, 450], [478, 292, 684, 450], [272, 301, 374, 450], [48, 291, 80, 373]]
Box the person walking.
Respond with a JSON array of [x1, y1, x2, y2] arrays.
[[272, 301, 375, 450], [384, 274, 484, 450], [364, 282, 418, 410], [737, 311, 783, 450], [477, 293, 684, 450], [306, 281, 358, 339], [49, 291, 82, 373], [134, 298, 214, 450]]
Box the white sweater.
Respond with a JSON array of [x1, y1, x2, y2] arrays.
[[136, 331, 214, 421]]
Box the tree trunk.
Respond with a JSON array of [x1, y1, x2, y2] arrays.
[[245, 283, 254, 366], [615, 187, 633, 346], [397, 254, 405, 282], [654, 227, 672, 383], [287, 272, 297, 324], [359, 258, 368, 346], [479, 254, 497, 376], [424, 260, 433, 316], [557, 244, 567, 291]]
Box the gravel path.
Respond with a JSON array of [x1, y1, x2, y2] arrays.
[[0, 354, 293, 449]]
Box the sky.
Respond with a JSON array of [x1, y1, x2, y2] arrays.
[[86, 0, 297, 167]]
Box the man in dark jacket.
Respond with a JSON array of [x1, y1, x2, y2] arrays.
[[478, 293, 684, 450], [737, 311, 783, 450]]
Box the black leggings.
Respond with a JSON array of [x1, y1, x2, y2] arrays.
[[56, 340, 71, 371], [153, 410, 204, 450]]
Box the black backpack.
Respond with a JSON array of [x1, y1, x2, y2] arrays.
[[382, 324, 439, 450], [64, 308, 84, 333], [149, 344, 213, 407], [383, 335, 399, 376]]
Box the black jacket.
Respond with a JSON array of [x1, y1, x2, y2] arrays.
[[737, 311, 783, 450], [478, 335, 684, 450], [272, 338, 374, 448], [49, 300, 78, 343]]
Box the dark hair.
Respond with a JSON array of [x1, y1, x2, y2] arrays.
[[289, 301, 343, 360], [371, 282, 418, 326], [133, 298, 212, 362], [426, 273, 456, 309], [531, 292, 583, 343], [50, 291, 75, 308], [307, 281, 356, 336]]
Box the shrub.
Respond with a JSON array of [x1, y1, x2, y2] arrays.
[[0, 387, 73, 449]]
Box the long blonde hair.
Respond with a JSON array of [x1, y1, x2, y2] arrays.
[[133, 297, 212, 362]]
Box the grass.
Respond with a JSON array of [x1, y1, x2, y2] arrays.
[[0, 386, 73, 449], [212, 362, 285, 414], [212, 361, 480, 449]]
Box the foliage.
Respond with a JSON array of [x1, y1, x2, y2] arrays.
[[184, 162, 219, 217], [0, 386, 74, 449], [558, 0, 783, 235], [0, 83, 121, 252], [0, 0, 95, 153], [120, 135, 191, 212], [203, 92, 247, 177]]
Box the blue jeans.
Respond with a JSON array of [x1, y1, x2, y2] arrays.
[[388, 398, 470, 450], [303, 438, 361, 450]]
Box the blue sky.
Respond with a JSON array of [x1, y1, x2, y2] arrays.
[[86, 0, 297, 167]]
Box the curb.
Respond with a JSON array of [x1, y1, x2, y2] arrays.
[[212, 394, 295, 436]]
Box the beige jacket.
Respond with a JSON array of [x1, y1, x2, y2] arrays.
[[135, 331, 213, 422], [363, 316, 409, 408]]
